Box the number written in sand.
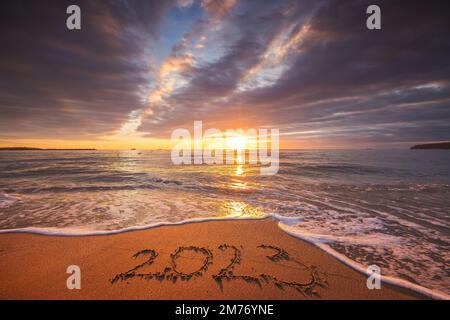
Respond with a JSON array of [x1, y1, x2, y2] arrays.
[[111, 244, 327, 296], [212, 244, 261, 288], [257, 245, 327, 296], [111, 249, 159, 283], [111, 246, 213, 284], [171, 246, 213, 277]]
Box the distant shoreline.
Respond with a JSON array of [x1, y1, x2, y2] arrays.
[[0, 147, 96, 151], [410, 142, 450, 150]]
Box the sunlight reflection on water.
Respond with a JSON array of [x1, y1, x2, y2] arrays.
[[222, 200, 265, 218]]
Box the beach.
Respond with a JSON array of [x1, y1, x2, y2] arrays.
[[1, 0, 449, 306], [0, 219, 426, 300]]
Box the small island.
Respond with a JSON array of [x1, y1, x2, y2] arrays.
[[0, 147, 96, 151], [410, 142, 450, 150]]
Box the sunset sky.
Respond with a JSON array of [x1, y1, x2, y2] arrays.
[[0, 0, 449, 149]]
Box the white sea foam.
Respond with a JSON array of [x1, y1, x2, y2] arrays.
[[0, 193, 21, 208], [0, 214, 270, 236]]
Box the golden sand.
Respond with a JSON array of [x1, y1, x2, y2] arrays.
[[0, 219, 426, 299]]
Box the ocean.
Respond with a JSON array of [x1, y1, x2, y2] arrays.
[[0, 149, 449, 297]]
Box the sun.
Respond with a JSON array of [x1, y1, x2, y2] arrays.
[[226, 135, 247, 164], [226, 135, 247, 152]]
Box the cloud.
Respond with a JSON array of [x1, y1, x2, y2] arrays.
[[0, 0, 171, 139], [135, 0, 450, 146], [201, 0, 237, 18], [1, 0, 449, 147]]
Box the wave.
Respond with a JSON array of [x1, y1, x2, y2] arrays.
[[2, 179, 183, 194], [0, 193, 21, 208]]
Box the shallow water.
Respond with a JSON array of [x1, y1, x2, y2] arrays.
[[0, 149, 449, 296]]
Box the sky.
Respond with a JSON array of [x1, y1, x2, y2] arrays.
[[0, 0, 449, 149]]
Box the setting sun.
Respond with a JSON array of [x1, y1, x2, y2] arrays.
[[226, 135, 247, 151]]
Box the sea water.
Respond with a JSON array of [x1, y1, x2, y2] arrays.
[[0, 149, 448, 297]]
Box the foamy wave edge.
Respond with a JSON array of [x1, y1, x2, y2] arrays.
[[0, 214, 447, 300], [278, 222, 450, 300]]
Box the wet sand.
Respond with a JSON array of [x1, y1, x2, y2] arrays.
[[0, 219, 427, 299]]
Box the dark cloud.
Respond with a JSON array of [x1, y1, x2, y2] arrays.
[[138, 0, 320, 136], [247, 0, 450, 144], [0, 0, 171, 139], [138, 0, 450, 145]]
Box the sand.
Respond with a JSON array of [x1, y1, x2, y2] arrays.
[[0, 219, 427, 300]]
